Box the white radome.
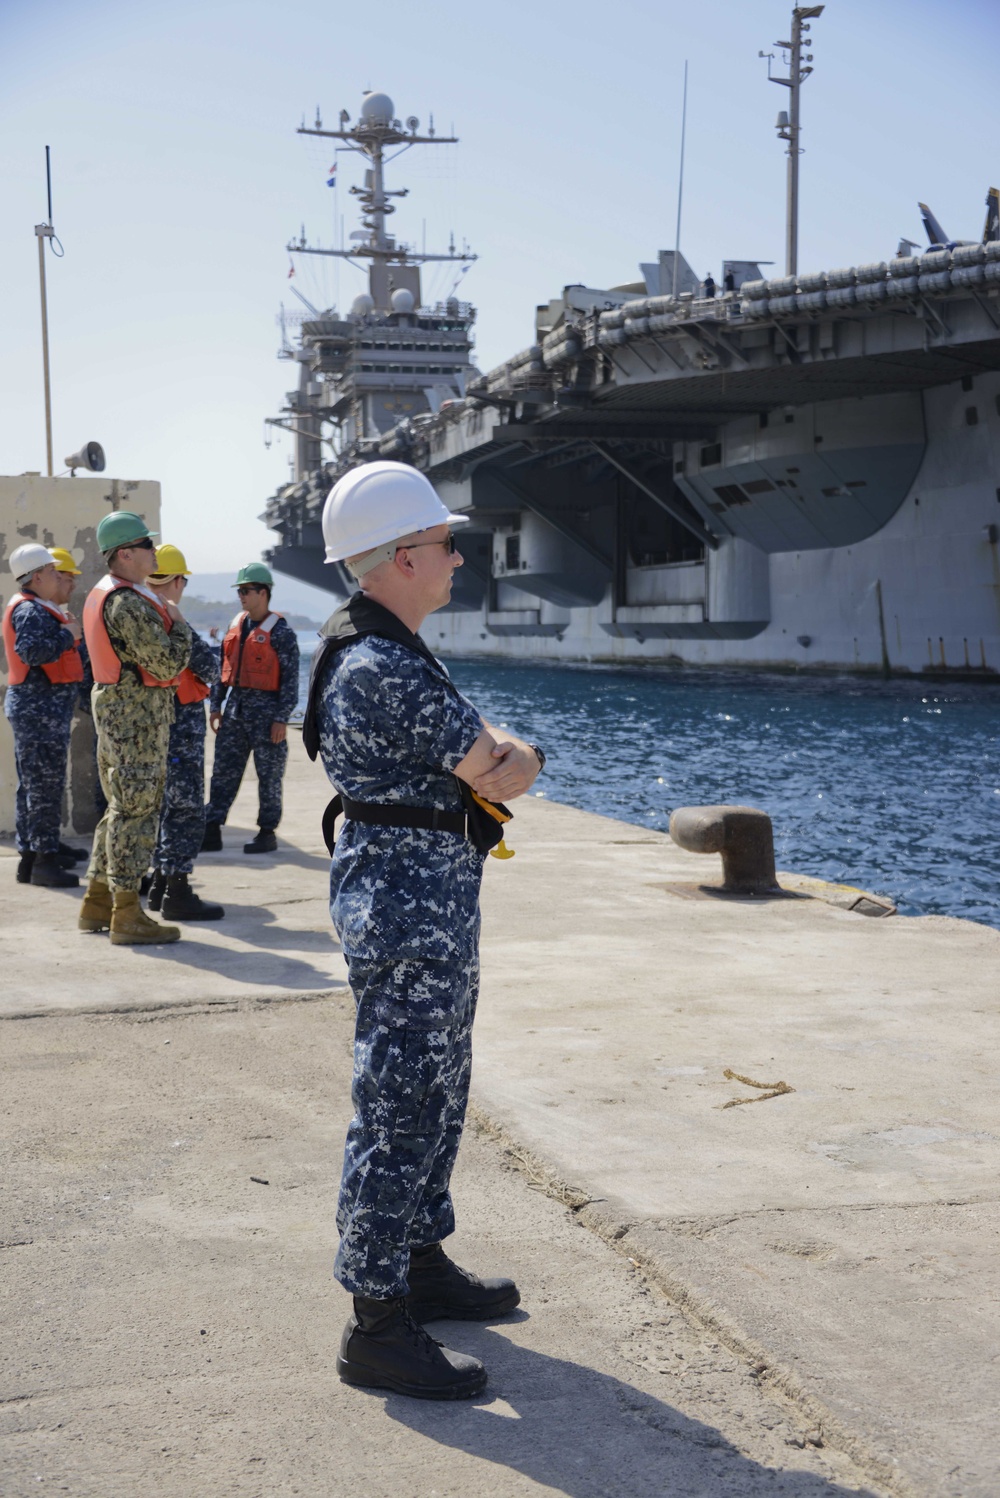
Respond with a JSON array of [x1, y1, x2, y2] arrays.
[[360, 92, 394, 126], [390, 287, 415, 314], [350, 293, 375, 320]]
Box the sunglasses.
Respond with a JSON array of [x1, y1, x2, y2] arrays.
[[237, 584, 264, 595], [399, 533, 458, 555], [129, 537, 155, 551]]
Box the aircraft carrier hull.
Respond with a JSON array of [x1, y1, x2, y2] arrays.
[[419, 376, 1000, 676]]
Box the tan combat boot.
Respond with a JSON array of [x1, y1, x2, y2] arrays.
[[79, 878, 113, 933], [109, 889, 181, 945]]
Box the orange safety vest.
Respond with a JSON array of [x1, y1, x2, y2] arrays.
[[2, 592, 84, 686], [220, 610, 283, 692], [82, 575, 181, 689], [176, 666, 210, 706]]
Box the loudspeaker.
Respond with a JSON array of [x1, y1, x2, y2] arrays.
[[64, 441, 106, 475]]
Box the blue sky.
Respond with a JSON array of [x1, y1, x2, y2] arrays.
[[2, 0, 998, 572]]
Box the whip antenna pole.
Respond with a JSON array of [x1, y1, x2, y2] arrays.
[[35, 146, 55, 476], [672, 61, 688, 299]]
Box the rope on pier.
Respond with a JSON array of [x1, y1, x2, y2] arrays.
[[721, 1069, 794, 1108]]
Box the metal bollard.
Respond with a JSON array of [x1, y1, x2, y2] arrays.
[[669, 805, 779, 895]]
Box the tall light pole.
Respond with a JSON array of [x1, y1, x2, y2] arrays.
[[35, 146, 56, 476], [761, 5, 823, 277]]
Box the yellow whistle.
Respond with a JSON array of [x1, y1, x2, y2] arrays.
[[490, 838, 515, 860]]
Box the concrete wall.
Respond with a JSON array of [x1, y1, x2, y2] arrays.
[[0, 473, 162, 839]]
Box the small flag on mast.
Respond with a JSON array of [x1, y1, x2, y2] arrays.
[[326, 160, 337, 188], [288, 259, 296, 279]]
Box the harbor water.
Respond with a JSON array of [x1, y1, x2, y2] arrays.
[[297, 641, 999, 929]]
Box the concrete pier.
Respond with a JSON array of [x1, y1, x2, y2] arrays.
[[2, 737, 997, 1497]]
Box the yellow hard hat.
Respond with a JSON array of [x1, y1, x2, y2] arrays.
[[150, 543, 191, 579], [50, 547, 82, 576]]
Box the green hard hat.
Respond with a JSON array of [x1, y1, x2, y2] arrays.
[[96, 510, 157, 554], [234, 562, 274, 587]]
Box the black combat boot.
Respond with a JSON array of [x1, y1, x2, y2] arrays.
[[201, 822, 223, 852], [244, 828, 277, 854], [406, 1243, 521, 1324], [30, 853, 80, 889], [161, 874, 224, 921], [337, 1296, 487, 1400], [145, 871, 166, 910], [58, 841, 88, 864], [16, 852, 35, 884]]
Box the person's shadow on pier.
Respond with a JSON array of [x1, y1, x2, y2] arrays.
[[380, 1327, 880, 1498], [201, 840, 331, 874], [137, 934, 347, 993], [218, 903, 342, 954]]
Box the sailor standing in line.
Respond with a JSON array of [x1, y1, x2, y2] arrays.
[[202, 562, 299, 855], [49, 546, 90, 867], [306, 462, 544, 1400], [144, 544, 224, 921], [2, 543, 84, 889], [78, 511, 193, 946]]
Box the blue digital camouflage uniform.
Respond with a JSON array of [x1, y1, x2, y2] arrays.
[[3, 598, 79, 855], [315, 635, 485, 1299], [154, 633, 220, 875], [206, 616, 299, 830]]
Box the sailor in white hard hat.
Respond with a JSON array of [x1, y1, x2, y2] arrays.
[[302, 461, 546, 1400], [2, 544, 85, 888]]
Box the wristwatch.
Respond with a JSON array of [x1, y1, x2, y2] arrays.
[[528, 743, 546, 772]]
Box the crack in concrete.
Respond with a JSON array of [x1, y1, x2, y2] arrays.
[[467, 1101, 919, 1498], [0, 989, 342, 1023]]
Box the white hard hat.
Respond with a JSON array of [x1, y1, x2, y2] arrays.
[[10, 543, 57, 581], [322, 461, 469, 566]]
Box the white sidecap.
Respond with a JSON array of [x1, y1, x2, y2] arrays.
[[322, 461, 469, 565], [10, 542, 57, 581]]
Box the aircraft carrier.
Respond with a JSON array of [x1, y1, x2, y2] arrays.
[[262, 14, 1000, 677]]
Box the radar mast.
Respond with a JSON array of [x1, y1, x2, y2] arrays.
[[290, 91, 476, 309]]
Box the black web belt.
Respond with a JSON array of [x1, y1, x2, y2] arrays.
[[321, 793, 467, 853], [341, 795, 466, 834]]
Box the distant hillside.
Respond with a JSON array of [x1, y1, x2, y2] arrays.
[[183, 595, 322, 634], [189, 571, 342, 622]]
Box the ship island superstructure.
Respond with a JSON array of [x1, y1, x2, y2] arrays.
[[263, 69, 1000, 677], [264, 90, 484, 603]]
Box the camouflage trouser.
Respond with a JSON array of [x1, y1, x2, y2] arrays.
[[88, 708, 169, 894], [5, 682, 75, 854], [207, 709, 287, 830], [154, 724, 206, 876], [334, 951, 479, 1298]]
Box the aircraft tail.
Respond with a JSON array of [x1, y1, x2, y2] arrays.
[[918, 201, 950, 247], [983, 187, 999, 244]]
